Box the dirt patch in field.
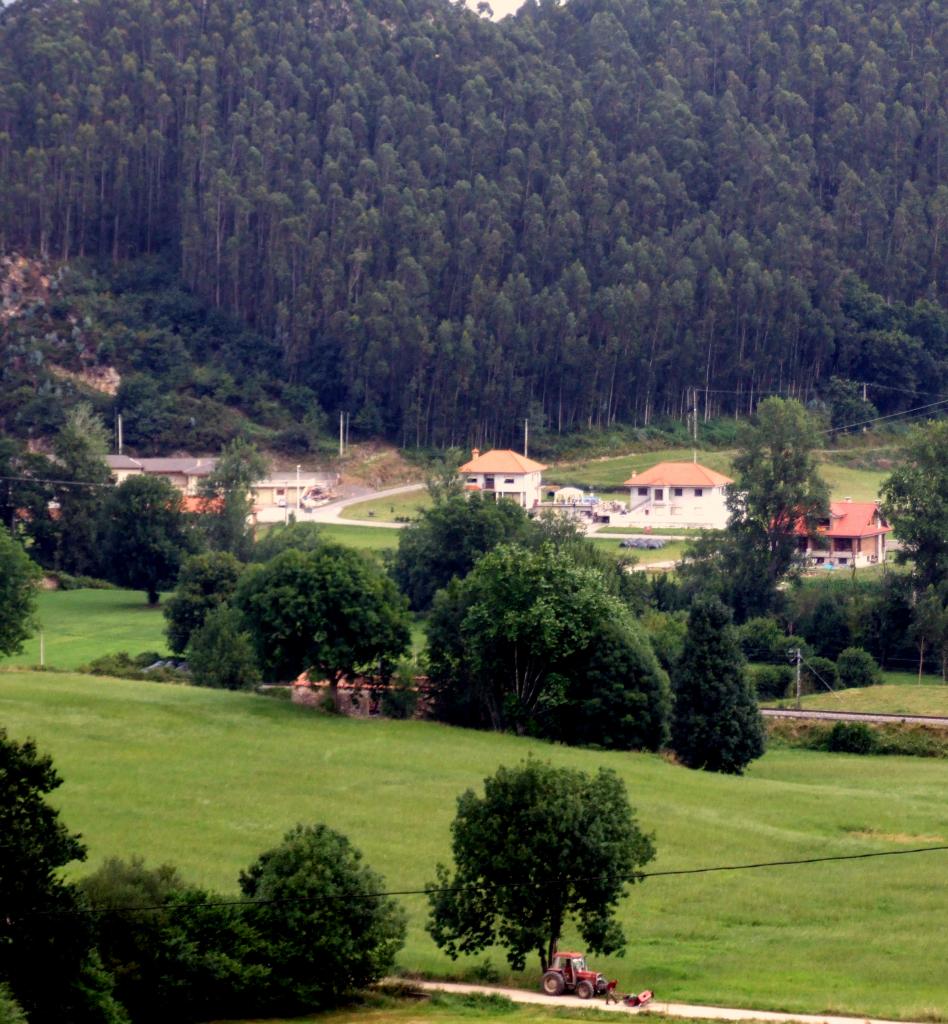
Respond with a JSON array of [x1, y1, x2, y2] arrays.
[[338, 443, 422, 489], [849, 829, 944, 844]]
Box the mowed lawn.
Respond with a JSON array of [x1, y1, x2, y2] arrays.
[[2, 672, 946, 1020], [342, 491, 433, 523]]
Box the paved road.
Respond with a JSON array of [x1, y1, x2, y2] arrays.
[[762, 707, 948, 727], [409, 980, 920, 1024], [255, 483, 425, 527]]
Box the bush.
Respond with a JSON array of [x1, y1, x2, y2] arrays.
[[187, 605, 260, 690], [736, 617, 799, 663], [752, 664, 793, 700], [83, 651, 183, 682], [239, 824, 406, 1015], [49, 572, 117, 591], [826, 722, 878, 754], [802, 655, 839, 694], [380, 667, 419, 719], [836, 647, 882, 689], [0, 984, 27, 1024]]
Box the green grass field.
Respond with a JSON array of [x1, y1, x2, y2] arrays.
[[315, 523, 401, 552], [2, 672, 946, 1020], [342, 491, 433, 523], [589, 538, 688, 565], [1, 589, 171, 670], [768, 684, 948, 716]]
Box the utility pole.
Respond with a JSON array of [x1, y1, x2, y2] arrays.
[[117, 413, 123, 454], [795, 647, 802, 709], [296, 464, 301, 512], [524, 418, 529, 458], [339, 412, 344, 457]]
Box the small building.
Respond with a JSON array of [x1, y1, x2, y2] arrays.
[[252, 472, 337, 510], [621, 461, 733, 529], [458, 448, 547, 508], [803, 500, 890, 569], [104, 455, 217, 495]]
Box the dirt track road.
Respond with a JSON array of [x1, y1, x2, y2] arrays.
[[411, 980, 919, 1024]]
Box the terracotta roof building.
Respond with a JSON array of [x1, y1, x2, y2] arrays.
[[620, 460, 733, 529], [803, 499, 891, 569], [458, 448, 546, 508]]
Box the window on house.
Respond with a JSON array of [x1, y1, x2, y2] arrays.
[[673, 487, 683, 497], [654, 489, 664, 501], [694, 488, 703, 497], [467, 477, 477, 483], [504, 478, 515, 484], [638, 487, 648, 496]]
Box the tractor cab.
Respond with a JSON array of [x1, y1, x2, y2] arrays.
[[542, 951, 606, 999]]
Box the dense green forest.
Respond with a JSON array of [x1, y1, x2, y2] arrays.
[[1, 0, 946, 448]]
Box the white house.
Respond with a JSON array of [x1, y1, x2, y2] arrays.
[[621, 461, 733, 529], [458, 448, 546, 508], [104, 455, 217, 495]]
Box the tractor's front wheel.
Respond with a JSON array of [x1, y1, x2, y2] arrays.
[[576, 980, 595, 1000], [542, 972, 565, 996]]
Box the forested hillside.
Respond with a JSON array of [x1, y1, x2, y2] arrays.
[[1, 0, 946, 448]]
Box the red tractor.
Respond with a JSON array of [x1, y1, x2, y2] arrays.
[[541, 951, 607, 999]]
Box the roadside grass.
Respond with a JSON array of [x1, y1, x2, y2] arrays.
[[766, 684, 948, 717], [2, 672, 946, 1020], [1, 589, 170, 670], [342, 490, 432, 523]]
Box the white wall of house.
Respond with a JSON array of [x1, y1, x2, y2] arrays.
[[464, 470, 543, 508], [620, 483, 730, 529]]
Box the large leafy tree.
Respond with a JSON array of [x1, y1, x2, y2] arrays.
[[47, 404, 113, 576], [163, 550, 244, 654], [683, 398, 829, 619], [427, 759, 654, 972], [671, 597, 765, 774], [101, 475, 199, 604], [0, 730, 126, 1023], [239, 824, 406, 1015], [881, 420, 948, 591], [392, 493, 532, 610], [0, 527, 39, 657], [236, 544, 410, 698], [197, 439, 267, 559], [427, 541, 668, 745]]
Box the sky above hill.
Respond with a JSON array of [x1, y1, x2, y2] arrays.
[[465, 0, 526, 17]]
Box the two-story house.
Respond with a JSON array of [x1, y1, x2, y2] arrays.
[[458, 449, 546, 508], [802, 499, 891, 569], [621, 461, 733, 529]]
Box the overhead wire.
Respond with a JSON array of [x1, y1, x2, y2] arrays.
[[22, 844, 948, 918]]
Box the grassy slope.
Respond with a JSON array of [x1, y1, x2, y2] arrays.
[[342, 492, 433, 522], [768, 684, 948, 716], [1, 589, 171, 670], [1, 672, 946, 1020], [316, 522, 401, 551]]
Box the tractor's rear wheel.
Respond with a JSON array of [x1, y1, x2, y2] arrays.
[[575, 980, 595, 1000], [542, 972, 565, 996]]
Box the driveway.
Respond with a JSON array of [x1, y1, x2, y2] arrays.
[[255, 483, 425, 528], [409, 980, 919, 1024]]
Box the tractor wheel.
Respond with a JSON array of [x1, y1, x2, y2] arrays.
[[542, 972, 565, 996], [575, 980, 595, 1000]]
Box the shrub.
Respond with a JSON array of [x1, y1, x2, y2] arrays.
[[83, 652, 183, 682], [736, 617, 799, 663], [752, 664, 793, 700], [826, 722, 878, 754], [187, 606, 260, 690], [836, 647, 882, 688], [0, 984, 27, 1024], [801, 655, 839, 694]]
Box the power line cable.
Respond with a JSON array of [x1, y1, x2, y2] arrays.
[[23, 844, 948, 918]]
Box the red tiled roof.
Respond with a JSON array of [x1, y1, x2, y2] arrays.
[[624, 461, 733, 487], [459, 449, 546, 473], [821, 500, 891, 539], [181, 496, 224, 514]]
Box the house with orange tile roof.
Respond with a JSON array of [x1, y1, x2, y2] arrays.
[[458, 448, 547, 508], [801, 499, 890, 569], [621, 461, 734, 529]]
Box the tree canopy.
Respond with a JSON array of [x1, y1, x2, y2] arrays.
[[236, 544, 410, 695], [427, 759, 654, 973], [0, 527, 39, 657], [426, 541, 668, 743]]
